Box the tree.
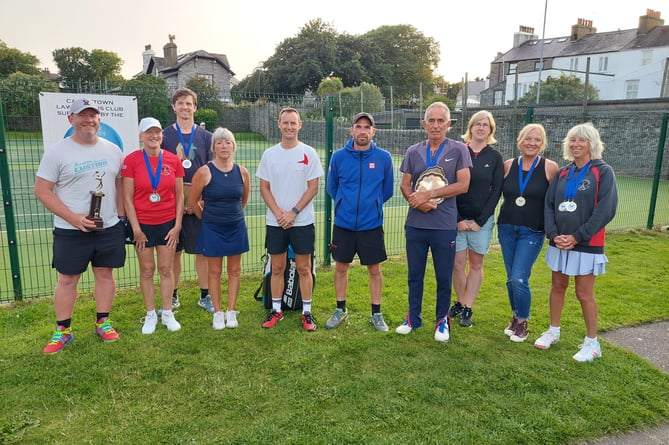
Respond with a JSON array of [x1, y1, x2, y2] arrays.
[[518, 74, 599, 104], [122, 74, 170, 123], [186, 76, 223, 121], [316, 77, 344, 96], [0, 72, 58, 130], [0, 40, 41, 77], [53, 47, 123, 85], [361, 25, 440, 99]]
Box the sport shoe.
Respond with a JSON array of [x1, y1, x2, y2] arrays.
[[459, 307, 473, 327], [95, 317, 120, 342], [370, 313, 389, 332], [302, 311, 317, 331], [198, 295, 215, 314], [510, 320, 529, 343], [262, 310, 284, 329], [161, 310, 181, 332], [434, 316, 451, 342], [43, 326, 73, 354], [534, 330, 560, 349], [448, 301, 464, 319], [325, 308, 348, 329], [157, 294, 180, 316], [142, 311, 158, 335], [396, 318, 413, 335], [504, 317, 518, 336], [225, 310, 239, 329], [212, 311, 226, 330], [572, 340, 602, 362]]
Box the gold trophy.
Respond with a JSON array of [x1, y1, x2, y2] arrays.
[[415, 166, 448, 204], [86, 191, 105, 230]]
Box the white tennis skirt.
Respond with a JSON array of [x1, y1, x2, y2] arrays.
[[545, 245, 608, 276]]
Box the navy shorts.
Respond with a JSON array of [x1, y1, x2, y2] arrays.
[[330, 225, 387, 265], [265, 224, 315, 255], [178, 213, 200, 254], [140, 219, 176, 248], [52, 221, 126, 275]]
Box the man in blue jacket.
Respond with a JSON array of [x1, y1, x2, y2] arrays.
[[325, 112, 394, 331]]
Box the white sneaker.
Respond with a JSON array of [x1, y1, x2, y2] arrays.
[[434, 317, 450, 342], [534, 330, 560, 349], [142, 311, 157, 335], [395, 319, 413, 335], [161, 310, 181, 332], [225, 310, 239, 329], [212, 311, 226, 330], [572, 340, 602, 362]]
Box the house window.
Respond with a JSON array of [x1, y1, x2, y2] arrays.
[[598, 57, 608, 72], [534, 60, 544, 71], [494, 90, 504, 105], [625, 80, 639, 99], [508, 63, 517, 75], [570, 58, 579, 72], [641, 50, 652, 66]]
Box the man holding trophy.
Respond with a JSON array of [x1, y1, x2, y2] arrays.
[[35, 98, 126, 354], [396, 102, 471, 343]]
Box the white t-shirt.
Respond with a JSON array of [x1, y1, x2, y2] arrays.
[[255, 142, 324, 227], [36, 137, 124, 229]]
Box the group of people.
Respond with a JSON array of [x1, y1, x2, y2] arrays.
[[36, 95, 617, 363]]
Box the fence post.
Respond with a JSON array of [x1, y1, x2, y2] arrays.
[[647, 112, 668, 229], [323, 96, 334, 266], [0, 97, 23, 300]]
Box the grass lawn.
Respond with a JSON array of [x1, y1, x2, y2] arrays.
[[1, 230, 668, 444]]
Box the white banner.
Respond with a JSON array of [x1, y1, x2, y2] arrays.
[[38, 92, 139, 153]]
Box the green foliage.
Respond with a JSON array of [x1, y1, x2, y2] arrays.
[[334, 82, 384, 117], [52, 47, 123, 84], [518, 74, 600, 104], [0, 73, 59, 131], [194, 108, 218, 130], [423, 94, 455, 110], [0, 39, 41, 77], [0, 231, 668, 443], [121, 75, 170, 123], [316, 76, 344, 96], [186, 76, 224, 117]]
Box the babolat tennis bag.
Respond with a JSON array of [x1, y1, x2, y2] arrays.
[[253, 244, 315, 310]]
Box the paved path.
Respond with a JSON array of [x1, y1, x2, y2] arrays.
[[583, 321, 669, 445]]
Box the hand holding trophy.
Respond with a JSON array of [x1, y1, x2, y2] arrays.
[[415, 166, 448, 204]]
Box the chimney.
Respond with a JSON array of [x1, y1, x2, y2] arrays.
[[142, 44, 155, 73], [638, 9, 664, 34], [513, 25, 537, 48], [163, 35, 177, 67], [571, 18, 596, 41]]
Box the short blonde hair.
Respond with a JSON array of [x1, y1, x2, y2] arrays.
[[562, 123, 604, 161], [211, 127, 236, 151], [516, 123, 547, 153], [462, 110, 497, 145]]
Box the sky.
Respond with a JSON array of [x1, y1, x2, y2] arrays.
[[1, 0, 665, 83]]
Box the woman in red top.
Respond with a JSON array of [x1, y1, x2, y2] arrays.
[[122, 118, 185, 334]]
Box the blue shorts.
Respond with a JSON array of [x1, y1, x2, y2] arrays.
[[52, 221, 126, 275], [139, 219, 176, 248], [455, 215, 494, 254]]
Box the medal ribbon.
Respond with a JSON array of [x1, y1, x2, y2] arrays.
[[563, 161, 592, 201], [425, 140, 447, 168], [142, 149, 163, 193], [518, 156, 539, 196], [175, 123, 196, 164]]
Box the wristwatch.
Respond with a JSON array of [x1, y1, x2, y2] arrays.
[[292, 207, 300, 214]]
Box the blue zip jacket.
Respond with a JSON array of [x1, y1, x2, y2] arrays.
[[327, 139, 394, 231]]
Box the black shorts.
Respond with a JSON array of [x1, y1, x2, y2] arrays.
[[265, 224, 315, 255], [330, 225, 387, 265], [178, 213, 200, 254], [140, 219, 176, 248], [52, 221, 126, 275]]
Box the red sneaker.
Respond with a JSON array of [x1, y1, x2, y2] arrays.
[[95, 318, 120, 342], [301, 311, 317, 332], [262, 310, 284, 329], [43, 325, 73, 354]]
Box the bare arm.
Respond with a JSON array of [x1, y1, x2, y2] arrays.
[[34, 176, 96, 231], [241, 165, 251, 208], [189, 166, 210, 219]]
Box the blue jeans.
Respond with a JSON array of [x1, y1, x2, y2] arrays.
[[497, 224, 545, 319], [405, 226, 457, 328]]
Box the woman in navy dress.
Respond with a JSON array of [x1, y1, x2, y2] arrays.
[[190, 128, 250, 330]]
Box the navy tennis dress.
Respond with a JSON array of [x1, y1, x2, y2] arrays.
[[195, 163, 249, 257]]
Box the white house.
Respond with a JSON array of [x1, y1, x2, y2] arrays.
[[481, 9, 669, 105]]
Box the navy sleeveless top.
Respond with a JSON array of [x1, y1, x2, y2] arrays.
[[201, 163, 245, 226], [497, 157, 549, 231]]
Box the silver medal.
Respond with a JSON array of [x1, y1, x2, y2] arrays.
[[182, 159, 192, 169], [558, 201, 568, 212], [149, 192, 161, 203], [515, 196, 526, 207], [566, 201, 577, 212]]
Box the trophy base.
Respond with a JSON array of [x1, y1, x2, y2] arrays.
[[85, 216, 104, 231]]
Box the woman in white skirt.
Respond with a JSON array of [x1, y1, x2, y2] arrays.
[[534, 123, 618, 362]]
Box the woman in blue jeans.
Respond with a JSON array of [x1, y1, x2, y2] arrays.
[[497, 124, 558, 342]]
